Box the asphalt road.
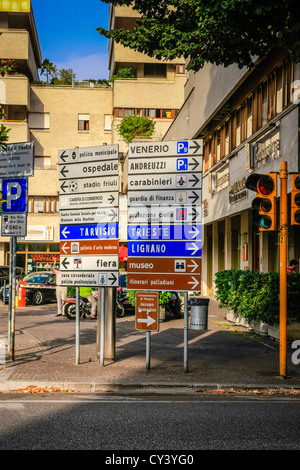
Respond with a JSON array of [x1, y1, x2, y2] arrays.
[[0, 393, 299, 452]]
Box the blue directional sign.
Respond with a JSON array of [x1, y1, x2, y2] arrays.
[[127, 224, 202, 241], [1, 178, 27, 213], [128, 240, 201, 257], [60, 223, 118, 240]]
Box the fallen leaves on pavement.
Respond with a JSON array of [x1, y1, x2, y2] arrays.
[[10, 385, 78, 394], [196, 388, 300, 395]]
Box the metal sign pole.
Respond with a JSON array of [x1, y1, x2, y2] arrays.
[[75, 286, 80, 365], [184, 292, 189, 373], [100, 287, 105, 366], [10, 237, 17, 361], [7, 237, 12, 351]]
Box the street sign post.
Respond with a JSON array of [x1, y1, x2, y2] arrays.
[[135, 291, 159, 371], [127, 139, 203, 292], [127, 139, 203, 374], [0, 142, 34, 362], [0, 141, 34, 177], [58, 144, 119, 367], [58, 144, 119, 288]]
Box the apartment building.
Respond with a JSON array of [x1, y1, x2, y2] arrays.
[[0, 2, 186, 273], [165, 49, 300, 295]]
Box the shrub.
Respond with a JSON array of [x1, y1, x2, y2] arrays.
[[214, 269, 300, 325]]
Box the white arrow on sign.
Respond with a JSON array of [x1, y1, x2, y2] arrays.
[[137, 314, 156, 327], [187, 260, 200, 273], [61, 227, 70, 239], [186, 242, 201, 256], [188, 276, 200, 290], [188, 226, 200, 239]]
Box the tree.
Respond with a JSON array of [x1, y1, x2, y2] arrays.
[[117, 115, 155, 143], [0, 108, 10, 150], [51, 68, 76, 85], [109, 66, 135, 83], [40, 59, 57, 83], [97, 0, 300, 71]]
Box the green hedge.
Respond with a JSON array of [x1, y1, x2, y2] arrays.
[[214, 270, 300, 325]]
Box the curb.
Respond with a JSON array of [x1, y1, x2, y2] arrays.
[[1, 381, 300, 394]]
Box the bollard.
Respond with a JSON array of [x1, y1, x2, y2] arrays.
[[190, 298, 210, 330], [17, 281, 27, 307]]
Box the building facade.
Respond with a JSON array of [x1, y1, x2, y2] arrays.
[[0, 2, 186, 273]]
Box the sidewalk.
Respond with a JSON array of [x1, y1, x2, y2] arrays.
[[1, 297, 300, 394]]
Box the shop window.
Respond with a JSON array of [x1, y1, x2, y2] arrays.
[[78, 114, 90, 131]]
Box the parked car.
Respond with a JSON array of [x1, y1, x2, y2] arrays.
[[0, 266, 25, 303], [22, 271, 57, 305]]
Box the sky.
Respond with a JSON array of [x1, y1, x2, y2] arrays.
[[31, 0, 111, 81]]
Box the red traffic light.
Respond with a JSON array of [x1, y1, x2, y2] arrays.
[[291, 174, 300, 225], [246, 173, 277, 231]]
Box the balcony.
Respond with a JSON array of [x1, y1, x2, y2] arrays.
[[0, 75, 30, 108], [2, 120, 30, 143], [0, 29, 40, 80]]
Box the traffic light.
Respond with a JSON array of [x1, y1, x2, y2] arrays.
[[291, 174, 300, 225], [246, 173, 277, 231]]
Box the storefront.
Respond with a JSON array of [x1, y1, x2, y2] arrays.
[[4, 225, 59, 273]]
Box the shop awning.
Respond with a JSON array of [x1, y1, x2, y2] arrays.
[[119, 246, 128, 261]]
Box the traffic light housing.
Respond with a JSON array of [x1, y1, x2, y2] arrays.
[[291, 174, 300, 225], [246, 173, 277, 231]]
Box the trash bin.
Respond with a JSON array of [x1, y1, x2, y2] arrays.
[[190, 297, 210, 330]]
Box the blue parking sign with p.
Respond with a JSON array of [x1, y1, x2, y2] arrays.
[[1, 178, 27, 213], [177, 141, 189, 154]]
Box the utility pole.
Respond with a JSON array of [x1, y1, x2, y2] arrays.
[[279, 161, 288, 379]]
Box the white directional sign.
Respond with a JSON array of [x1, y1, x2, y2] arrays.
[[127, 205, 201, 224], [59, 175, 118, 195], [127, 139, 203, 292], [60, 270, 118, 287], [128, 156, 202, 174], [58, 144, 119, 287], [60, 255, 118, 271], [59, 207, 118, 225], [0, 142, 34, 177], [59, 145, 118, 165], [128, 189, 201, 206], [128, 172, 201, 191], [129, 140, 203, 158], [59, 191, 118, 210]]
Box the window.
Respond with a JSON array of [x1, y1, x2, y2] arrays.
[[28, 113, 50, 129], [124, 109, 135, 117], [247, 97, 253, 138], [236, 108, 241, 146], [78, 114, 90, 131], [144, 63, 166, 77], [28, 196, 58, 214], [114, 108, 175, 119], [276, 67, 283, 114], [176, 64, 185, 74]]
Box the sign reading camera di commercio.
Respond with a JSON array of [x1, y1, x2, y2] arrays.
[[127, 139, 203, 292]]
